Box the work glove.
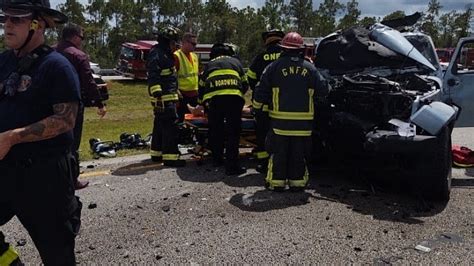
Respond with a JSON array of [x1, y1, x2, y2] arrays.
[[162, 102, 178, 122], [152, 97, 164, 114]]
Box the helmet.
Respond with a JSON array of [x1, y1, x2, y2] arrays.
[[158, 26, 180, 42], [261, 29, 285, 43], [0, 0, 68, 27], [279, 32, 304, 50], [210, 43, 235, 59]]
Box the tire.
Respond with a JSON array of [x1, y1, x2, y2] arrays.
[[414, 126, 452, 202]]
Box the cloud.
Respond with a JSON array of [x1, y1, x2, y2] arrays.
[[51, 0, 472, 17]]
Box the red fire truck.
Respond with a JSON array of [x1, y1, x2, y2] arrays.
[[116, 40, 212, 80]]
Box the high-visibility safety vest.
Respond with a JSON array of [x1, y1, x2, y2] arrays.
[[174, 49, 199, 92]]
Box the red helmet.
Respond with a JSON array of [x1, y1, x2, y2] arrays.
[[280, 32, 304, 50]]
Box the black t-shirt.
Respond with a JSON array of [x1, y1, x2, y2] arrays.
[[0, 49, 81, 159]]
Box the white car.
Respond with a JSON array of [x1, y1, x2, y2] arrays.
[[314, 21, 474, 201], [90, 62, 101, 74]]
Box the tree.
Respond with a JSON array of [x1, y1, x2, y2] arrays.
[[453, 4, 473, 41], [382, 10, 406, 22], [420, 0, 442, 45], [57, 0, 85, 25], [313, 0, 344, 36], [337, 0, 360, 30], [358, 16, 377, 28], [260, 0, 290, 30], [288, 0, 313, 35]]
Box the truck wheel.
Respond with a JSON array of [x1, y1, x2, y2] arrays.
[[414, 126, 452, 202]]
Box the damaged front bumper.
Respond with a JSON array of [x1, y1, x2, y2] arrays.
[[364, 101, 458, 154]]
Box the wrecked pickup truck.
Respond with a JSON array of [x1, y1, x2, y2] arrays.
[[313, 21, 474, 201]]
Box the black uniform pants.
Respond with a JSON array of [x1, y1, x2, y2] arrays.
[[0, 153, 81, 265], [177, 95, 198, 123], [71, 103, 85, 182], [254, 109, 270, 161], [150, 110, 180, 161], [207, 95, 244, 169], [265, 130, 312, 188]]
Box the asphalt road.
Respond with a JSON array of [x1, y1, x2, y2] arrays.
[[2, 128, 473, 264]]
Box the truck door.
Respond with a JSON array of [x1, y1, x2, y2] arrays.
[[442, 37, 474, 127]]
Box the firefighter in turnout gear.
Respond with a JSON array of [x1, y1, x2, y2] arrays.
[[254, 32, 328, 191], [199, 43, 249, 175], [0, 231, 21, 265], [174, 32, 199, 123], [146, 26, 185, 167], [247, 29, 285, 174]]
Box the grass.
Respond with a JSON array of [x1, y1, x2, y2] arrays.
[[80, 80, 253, 161], [80, 80, 153, 161]]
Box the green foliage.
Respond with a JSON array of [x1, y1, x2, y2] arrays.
[[47, 0, 473, 67], [382, 10, 406, 21], [80, 80, 152, 161]]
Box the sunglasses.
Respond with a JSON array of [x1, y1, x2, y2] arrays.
[[1, 15, 32, 24]]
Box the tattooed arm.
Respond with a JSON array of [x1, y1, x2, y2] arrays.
[[0, 102, 78, 160]]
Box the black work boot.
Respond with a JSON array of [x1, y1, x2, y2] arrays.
[[151, 156, 163, 162], [225, 165, 247, 176], [0, 232, 23, 266], [163, 159, 186, 167], [256, 158, 268, 174]]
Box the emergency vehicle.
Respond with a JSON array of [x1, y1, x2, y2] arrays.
[[115, 40, 212, 80]]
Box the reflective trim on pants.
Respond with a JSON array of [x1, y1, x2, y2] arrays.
[[265, 155, 286, 189], [0, 245, 20, 265], [288, 164, 309, 188], [163, 154, 179, 161], [254, 151, 269, 159], [150, 150, 162, 157]]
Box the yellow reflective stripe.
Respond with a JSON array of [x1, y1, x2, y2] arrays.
[[150, 97, 158, 102], [273, 128, 312, 136], [269, 111, 314, 120], [309, 88, 314, 114], [150, 150, 162, 156], [288, 165, 309, 187], [150, 84, 162, 94], [252, 100, 263, 109], [162, 94, 179, 102], [241, 74, 248, 82], [247, 69, 257, 80], [272, 87, 279, 112], [266, 156, 286, 188], [262, 105, 269, 112], [255, 151, 269, 159], [0, 245, 20, 266], [203, 89, 243, 102], [208, 69, 240, 79], [160, 68, 174, 76], [163, 154, 179, 160]]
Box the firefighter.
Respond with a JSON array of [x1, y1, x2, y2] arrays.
[[174, 32, 199, 123], [0, 0, 82, 264], [0, 231, 21, 265], [254, 32, 328, 191], [199, 43, 249, 175], [146, 26, 185, 167], [247, 29, 285, 173]]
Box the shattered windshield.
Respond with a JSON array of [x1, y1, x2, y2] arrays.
[[404, 34, 439, 70]]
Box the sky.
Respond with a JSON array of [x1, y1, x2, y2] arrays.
[[50, 0, 473, 19]]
